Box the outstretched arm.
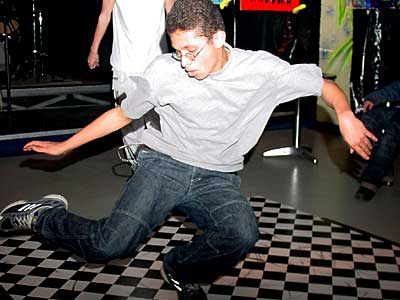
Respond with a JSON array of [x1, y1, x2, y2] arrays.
[[87, 0, 115, 69], [24, 107, 132, 156], [321, 79, 378, 160]]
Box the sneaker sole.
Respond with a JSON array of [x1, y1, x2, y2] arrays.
[[160, 264, 171, 285], [0, 194, 68, 215], [160, 264, 183, 292], [160, 264, 207, 299]]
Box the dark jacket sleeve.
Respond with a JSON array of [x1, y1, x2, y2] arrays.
[[365, 81, 400, 106]]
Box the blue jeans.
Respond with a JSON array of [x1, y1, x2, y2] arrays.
[[360, 107, 400, 186], [36, 148, 259, 282]]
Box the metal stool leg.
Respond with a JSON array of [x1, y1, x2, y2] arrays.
[[263, 98, 318, 164]]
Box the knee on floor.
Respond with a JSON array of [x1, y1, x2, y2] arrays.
[[223, 220, 259, 254]]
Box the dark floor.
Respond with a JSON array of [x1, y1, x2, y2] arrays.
[[0, 90, 400, 299]]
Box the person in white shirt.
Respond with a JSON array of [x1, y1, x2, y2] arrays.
[[87, 0, 174, 166]]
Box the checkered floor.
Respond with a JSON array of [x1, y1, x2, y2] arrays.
[[1, 197, 400, 300]]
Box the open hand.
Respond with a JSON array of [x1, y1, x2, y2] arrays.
[[337, 111, 378, 160], [23, 140, 69, 156]]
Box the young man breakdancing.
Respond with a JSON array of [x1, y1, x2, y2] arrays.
[[0, 0, 377, 299]]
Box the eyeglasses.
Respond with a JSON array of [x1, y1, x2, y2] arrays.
[[171, 39, 210, 62]]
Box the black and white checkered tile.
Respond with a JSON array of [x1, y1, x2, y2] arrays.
[[1, 197, 400, 300]]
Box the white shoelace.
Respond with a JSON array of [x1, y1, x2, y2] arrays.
[[10, 211, 34, 230]]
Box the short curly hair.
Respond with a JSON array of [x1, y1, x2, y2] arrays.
[[166, 0, 225, 38]]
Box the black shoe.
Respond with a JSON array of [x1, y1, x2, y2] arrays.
[[0, 194, 68, 234], [350, 154, 367, 179], [355, 186, 376, 201], [160, 263, 207, 300]]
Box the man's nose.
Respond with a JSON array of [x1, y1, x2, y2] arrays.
[[181, 56, 192, 68]]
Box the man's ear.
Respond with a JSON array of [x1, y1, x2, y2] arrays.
[[212, 31, 226, 48]]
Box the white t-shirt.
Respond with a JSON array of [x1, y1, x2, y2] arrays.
[[111, 0, 167, 145], [122, 46, 323, 172], [111, 0, 167, 77]]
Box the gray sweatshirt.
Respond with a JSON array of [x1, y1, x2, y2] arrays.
[[122, 45, 323, 172]]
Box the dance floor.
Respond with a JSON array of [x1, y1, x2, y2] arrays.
[[1, 197, 400, 300]]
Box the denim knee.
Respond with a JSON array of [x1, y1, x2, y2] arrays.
[[77, 223, 149, 262], [79, 236, 138, 262], [223, 213, 259, 256], [235, 221, 259, 254]]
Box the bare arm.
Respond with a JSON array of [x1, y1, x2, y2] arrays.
[[24, 107, 132, 155], [87, 0, 115, 69], [164, 0, 175, 13], [320, 79, 378, 160]]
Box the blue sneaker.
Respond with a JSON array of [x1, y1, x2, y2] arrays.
[[160, 263, 207, 300], [0, 194, 68, 233]]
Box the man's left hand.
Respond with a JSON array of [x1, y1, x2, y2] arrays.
[[337, 111, 378, 160]]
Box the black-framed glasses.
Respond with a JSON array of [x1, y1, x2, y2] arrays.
[[171, 39, 210, 62]]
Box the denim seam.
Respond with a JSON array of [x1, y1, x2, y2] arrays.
[[187, 166, 197, 194], [211, 200, 246, 214], [178, 200, 250, 264], [113, 209, 152, 234], [179, 231, 247, 264]]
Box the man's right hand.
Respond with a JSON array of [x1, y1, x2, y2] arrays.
[[23, 141, 69, 156], [23, 107, 132, 157]]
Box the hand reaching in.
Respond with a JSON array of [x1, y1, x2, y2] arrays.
[[362, 100, 374, 112]]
